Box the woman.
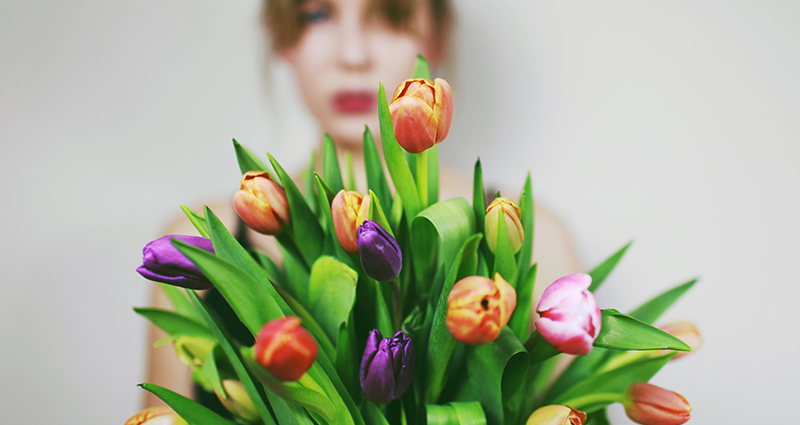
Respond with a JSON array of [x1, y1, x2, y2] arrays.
[[145, 0, 579, 408]]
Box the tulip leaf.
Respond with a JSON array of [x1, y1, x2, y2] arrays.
[[323, 133, 345, 194], [588, 241, 632, 292], [139, 383, 238, 425], [472, 159, 490, 257], [201, 344, 227, 400], [270, 283, 336, 361], [303, 148, 318, 218], [134, 307, 214, 340], [173, 239, 281, 336], [308, 256, 358, 343], [544, 347, 611, 402], [454, 328, 529, 425], [268, 153, 324, 265], [508, 263, 537, 342], [628, 279, 698, 324], [363, 126, 393, 214], [491, 209, 518, 286], [186, 291, 278, 425], [180, 204, 210, 238], [515, 173, 534, 287], [335, 315, 360, 401], [585, 408, 611, 425], [379, 82, 421, 221], [552, 353, 675, 412], [361, 401, 391, 425], [412, 54, 431, 80], [411, 198, 476, 297], [345, 152, 356, 191], [424, 233, 482, 404], [368, 190, 394, 238], [427, 402, 487, 425], [594, 309, 691, 351], [253, 250, 284, 287], [428, 145, 440, 206], [233, 139, 270, 174], [280, 242, 312, 304], [159, 282, 205, 324]]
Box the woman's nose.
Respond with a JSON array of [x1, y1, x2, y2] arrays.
[[338, 18, 371, 71]]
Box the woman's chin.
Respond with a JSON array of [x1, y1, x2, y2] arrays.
[[323, 114, 380, 147]]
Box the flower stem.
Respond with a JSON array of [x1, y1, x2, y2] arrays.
[[390, 279, 402, 331], [558, 393, 624, 410], [417, 149, 428, 208]]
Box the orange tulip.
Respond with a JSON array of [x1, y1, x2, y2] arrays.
[[331, 190, 370, 254], [233, 171, 290, 235], [446, 274, 517, 345], [124, 406, 187, 425], [485, 197, 524, 254], [623, 383, 691, 425], [389, 78, 453, 153], [526, 405, 587, 425], [255, 316, 318, 382]]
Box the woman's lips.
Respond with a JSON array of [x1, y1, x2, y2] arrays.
[[332, 91, 376, 114]]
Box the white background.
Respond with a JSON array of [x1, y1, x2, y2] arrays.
[[1, 1, 798, 423]]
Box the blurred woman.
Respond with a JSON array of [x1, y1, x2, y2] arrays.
[[145, 0, 579, 408]]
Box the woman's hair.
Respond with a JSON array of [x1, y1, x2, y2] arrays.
[[262, 0, 453, 52]]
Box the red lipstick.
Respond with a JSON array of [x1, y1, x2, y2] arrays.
[[333, 91, 376, 114]]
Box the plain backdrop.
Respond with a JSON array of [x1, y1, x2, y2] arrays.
[[1, 1, 798, 423]]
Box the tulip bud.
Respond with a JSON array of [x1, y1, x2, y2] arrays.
[[659, 322, 702, 360], [357, 220, 402, 282], [623, 383, 691, 425], [173, 336, 215, 368], [534, 273, 601, 356], [389, 78, 453, 153], [136, 235, 214, 290], [233, 170, 290, 235], [360, 329, 415, 404], [526, 405, 587, 425], [485, 197, 524, 254], [446, 274, 517, 345], [254, 316, 318, 382], [124, 406, 187, 425], [216, 380, 260, 422], [331, 190, 370, 254]]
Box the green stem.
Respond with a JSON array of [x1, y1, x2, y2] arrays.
[[417, 150, 428, 208], [391, 279, 402, 331], [558, 393, 624, 410]]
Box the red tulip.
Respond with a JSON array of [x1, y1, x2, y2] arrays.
[[254, 317, 318, 382], [623, 383, 691, 425], [389, 78, 453, 153]]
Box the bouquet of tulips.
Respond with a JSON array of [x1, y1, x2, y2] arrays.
[[130, 57, 699, 425]]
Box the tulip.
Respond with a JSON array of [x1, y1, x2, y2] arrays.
[[357, 220, 402, 282], [534, 273, 601, 356], [526, 405, 587, 425], [360, 329, 415, 404], [173, 336, 215, 368], [233, 170, 290, 235], [659, 322, 702, 360], [389, 78, 453, 153], [254, 316, 318, 382], [446, 274, 517, 345], [216, 380, 260, 422], [331, 190, 370, 254], [124, 406, 187, 425], [136, 235, 214, 290], [623, 383, 691, 425], [485, 197, 524, 254]]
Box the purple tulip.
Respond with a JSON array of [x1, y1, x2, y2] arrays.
[[357, 220, 402, 282], [359, 329, 415, 404], [137, 235, 215, 290]]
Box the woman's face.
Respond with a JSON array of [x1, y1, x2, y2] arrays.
[[280, 0, 439, 147]]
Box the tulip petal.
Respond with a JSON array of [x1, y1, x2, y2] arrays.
[[234, 190, 283, 235], [534, 316, 595, 356], [389, 96, 437, 153], [433, 78, 454, 142]]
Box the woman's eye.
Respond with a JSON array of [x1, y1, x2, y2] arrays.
[[301, 8, 331, 23]]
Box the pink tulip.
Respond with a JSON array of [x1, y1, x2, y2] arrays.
[[534, 273, 601, 356]]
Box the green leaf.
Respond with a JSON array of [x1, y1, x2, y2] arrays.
[[233, 139, 270, 174], [201, 344, 227, 399], [411, 198, 476, 297], [455, 328, 529, 425], [172, 239, 281, 336], [361, 401, 391, 425], [491, 208, 518, 286], [507, 263, 537, 341], [315, 174, 355, 267], [553, 353, 675, 412], [139, 383, 238, 425], [379, 82, 421, 221], [363, 126, 393, 213], [412, 54, 431, 80], [186, 291, 277, 424], [134, 307, 214, 340], [427, 402, 487, 425], [472, 159, 485, 236], [180, 204, 210, 238], [268, 153, 324, 265], [303, 149, 318, 218], [308, 256, 358, 342], [345, 152, 356, 191], [588, 242, 632, 292], [628, 279, 698, 324], [368, 190, 395, 238], [424, 234, 482, 404], [515, 173, 534, 286], [335, 316, 360, 401], [594, 309, 691, 351], [427, 145, 440, 206], [323, 133, 345, 194], [585, 408, 611, 425], [159, 283, 204, 323], [271, 283, 336, 361]]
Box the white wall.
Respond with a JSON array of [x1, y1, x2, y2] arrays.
[[1, 1, 797, 423]]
